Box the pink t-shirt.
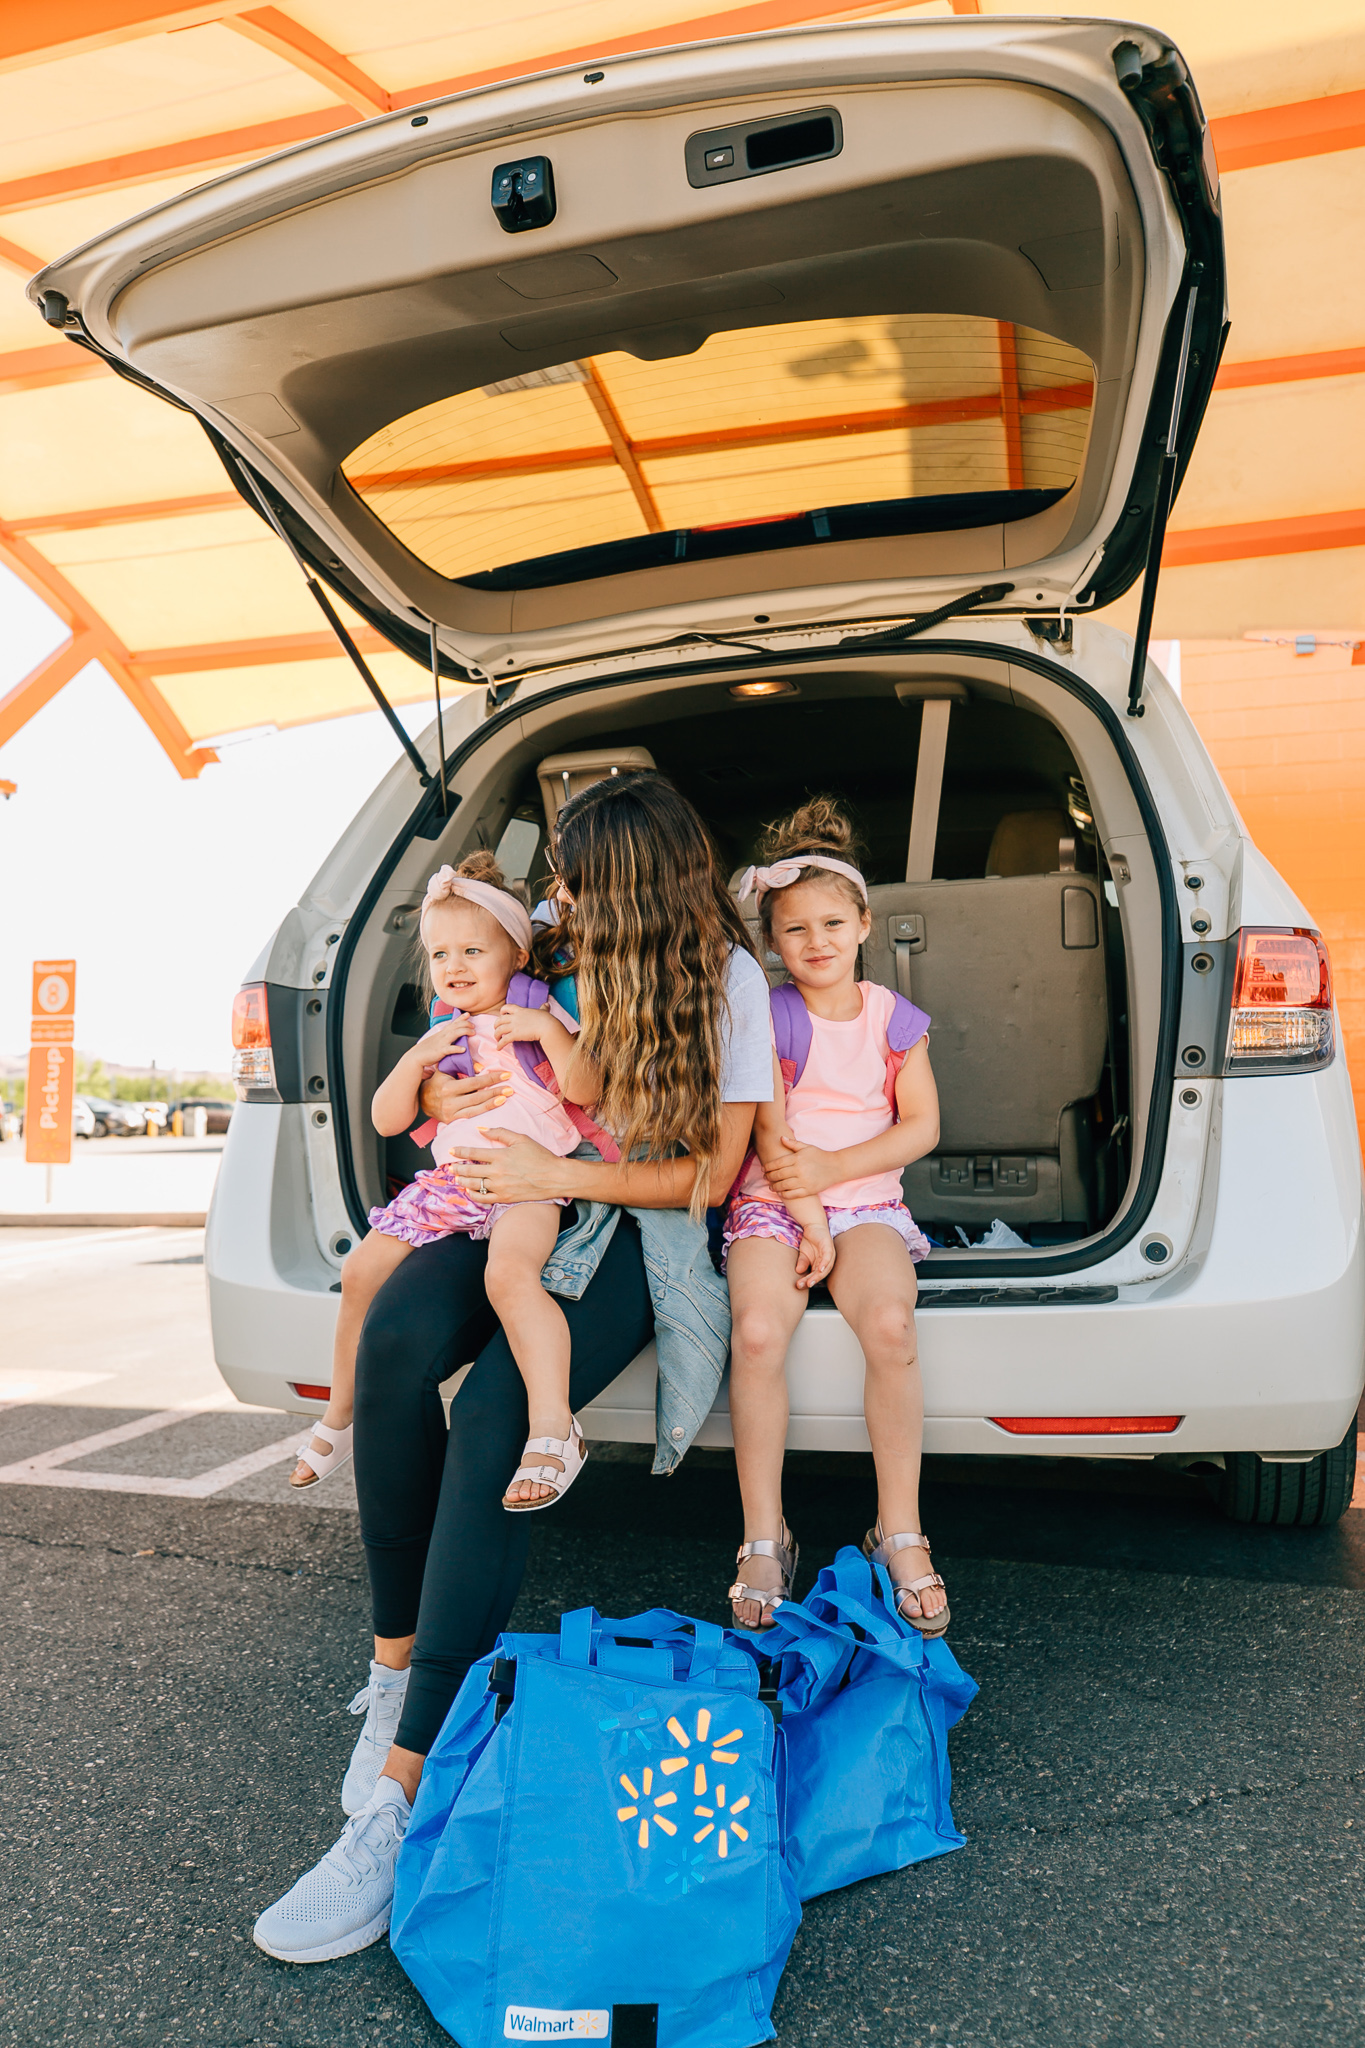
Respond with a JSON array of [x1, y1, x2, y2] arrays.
[[431, 996, 583, 1168], [741, 982, 921, 1211]]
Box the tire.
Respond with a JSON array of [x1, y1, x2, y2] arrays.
[[1209, 1415, 1357, 1526]]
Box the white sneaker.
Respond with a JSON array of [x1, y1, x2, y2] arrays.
[[252, 1776, 410, 1963], [342, 1661, 410, 1816]]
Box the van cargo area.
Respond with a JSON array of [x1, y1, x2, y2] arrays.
[[335, 648, 1149, 1262]]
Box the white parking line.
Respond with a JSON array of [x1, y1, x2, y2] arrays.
[[0, 1400, 301, 1499]]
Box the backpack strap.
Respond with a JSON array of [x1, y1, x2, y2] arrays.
[[504, 972, 555, 1090], [412, 981, 560, 1147], [883, 992, 932, 1113], [410, 996, 476, 1147], [769, 982, 813, 1095]]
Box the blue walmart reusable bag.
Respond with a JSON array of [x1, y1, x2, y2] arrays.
[[761, 1546, 978, 1900], [392, 1607, 801, 2048]]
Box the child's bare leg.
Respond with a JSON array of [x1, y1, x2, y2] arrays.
[[826, 1224, 945, 1623], [288, 1229, 412, 1486], [482, 1205, 570, 1506], [725, 1235, 809, 1626]]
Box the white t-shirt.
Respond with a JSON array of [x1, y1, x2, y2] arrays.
[[720, 946, 775, 1103]]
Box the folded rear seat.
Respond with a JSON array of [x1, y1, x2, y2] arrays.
[[861, 869, 1107, 1228]]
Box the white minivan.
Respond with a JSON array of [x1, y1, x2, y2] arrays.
[[36, 16, 1363, 1524]]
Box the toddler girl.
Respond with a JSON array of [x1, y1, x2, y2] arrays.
[[289, 852, 599, 1512], [724, 798, 950, 1636]]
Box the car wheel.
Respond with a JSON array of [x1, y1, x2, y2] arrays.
[[1207, 1416, 1357, 1527], [93, 1121, 109, 1137]]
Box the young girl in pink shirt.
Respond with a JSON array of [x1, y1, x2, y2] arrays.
[[724, 799, 949, 1637], [289, 851, 600, 1513]]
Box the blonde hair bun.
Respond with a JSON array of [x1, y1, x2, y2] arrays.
[[456, 847, 531, 911], [457, 848, 508, 888], [760, 794, 860, 864]]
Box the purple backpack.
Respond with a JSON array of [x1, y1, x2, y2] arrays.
[[769, 981, 930, 1111], [409, 973, 554, 1151], [411, 972, 623, 1162]]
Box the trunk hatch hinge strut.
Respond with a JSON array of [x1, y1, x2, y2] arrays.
[[236, 463, 434, 787], [1126, 284, 1198, 719]]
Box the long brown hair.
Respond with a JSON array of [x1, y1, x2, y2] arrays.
[[543, 772, 753, 1216]]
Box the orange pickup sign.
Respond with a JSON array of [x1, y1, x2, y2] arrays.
[[26, 957, 77, 1166]]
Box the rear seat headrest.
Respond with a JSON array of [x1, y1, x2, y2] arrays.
[[536, 747, 657, 831], [985, 809, 1074, 878]]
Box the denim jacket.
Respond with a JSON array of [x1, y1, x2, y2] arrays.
[[540, 1146, 730, 1476]]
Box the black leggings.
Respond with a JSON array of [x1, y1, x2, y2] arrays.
[[352, 1216, 654, 1757]]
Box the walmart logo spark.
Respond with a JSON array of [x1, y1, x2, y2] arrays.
[[615, 1707, 752, 1859]]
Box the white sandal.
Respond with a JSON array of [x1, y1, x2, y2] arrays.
[[289, 1420, 354, 1489], [502, 1418, 588, 1512]]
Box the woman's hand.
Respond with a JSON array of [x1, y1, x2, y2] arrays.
[[444, 1129, 569, 1205], [418, 1068, 512, 1124], [763, 1132, 842, 1202]]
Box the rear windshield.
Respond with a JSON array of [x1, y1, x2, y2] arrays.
[[342, 313, 1093, 590]]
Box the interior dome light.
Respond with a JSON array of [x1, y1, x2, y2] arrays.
[[729, 678, 798, 698]]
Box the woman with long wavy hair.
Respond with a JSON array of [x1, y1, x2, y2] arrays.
[[254, 771, 776, 1964]]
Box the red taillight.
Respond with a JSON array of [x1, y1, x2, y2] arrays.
[[989, 1416, 1182, 1436], [1227, 928, 1333, 1070], [290, 1383, 331, 1402], [231, 984, 271, 1049], [1232, 929, 1330, 1009], [231, 983, 277, 1097]]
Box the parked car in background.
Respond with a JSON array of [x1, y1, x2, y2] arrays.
[[169, 1098, 235, 1134], [138, 1102, 169, 1131], [71, 1097, 96, 1139], [78, 1097, 146, 1138]]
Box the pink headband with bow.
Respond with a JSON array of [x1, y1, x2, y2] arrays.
[[738, 854, 868, 905], [420, 867, 534, 952]]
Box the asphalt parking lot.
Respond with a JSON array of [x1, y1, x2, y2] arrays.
[[2, 1225, 1363, 2048]]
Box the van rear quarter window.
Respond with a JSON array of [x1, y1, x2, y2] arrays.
[[341, 314, 1094, 587]]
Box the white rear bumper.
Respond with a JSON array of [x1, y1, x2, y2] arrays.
[[208, 1071, 1365, 1457]]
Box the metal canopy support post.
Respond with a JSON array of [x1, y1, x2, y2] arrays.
[[1126, 286, 1199, 719], [235, 464, 432, 785], [431, 620, 448, 815]]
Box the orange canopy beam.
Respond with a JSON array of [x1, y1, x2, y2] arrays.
[[1164, 508, 1365, 568], [7, 492, 245, 535], [0, 344, 108, 396], [0, 630, 101, 751], [1215, 346, 1365, 390], [0, 111, 356, 211], [350, 381, 1094, 495], [996, 321, 1024, 491], [581, 358, 666, 533], [1214, 88, 1365, 173], [0, 526, 218, 775], [6, 349, 1363, 538], [0, 234, 44, 278], [225, 7, 390, 118], [0, 1, 254, 72]]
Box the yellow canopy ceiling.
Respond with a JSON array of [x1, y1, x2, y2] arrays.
[[1, 0, 1363, 774]]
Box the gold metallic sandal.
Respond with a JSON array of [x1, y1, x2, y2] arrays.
[[863, 1523, 950, 1638], [728, 1523, 799, 1632]]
